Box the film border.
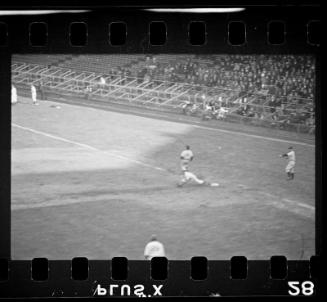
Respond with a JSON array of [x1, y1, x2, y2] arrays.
[[0, 3, 322, 298]]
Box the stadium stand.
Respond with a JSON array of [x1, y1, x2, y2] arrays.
[[12, 54, 72, 67], [57, 54, 146, 75], [11, 54, 315, 134]]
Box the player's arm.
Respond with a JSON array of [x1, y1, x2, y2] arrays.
[[279, 153, 288, 158], [190, 151, 194, 161]]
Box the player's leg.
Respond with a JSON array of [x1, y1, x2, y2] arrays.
[[11, 94, 17, 105], [178, 162, 187, 187], [286, 162, 295, 180], [181, 160, 189, 172], [177, 174, 189, 187], [186, 171, 205, 185], [32, 93, 38, 105], [285, 163, 292, 180], [290, 164, 295, 179]]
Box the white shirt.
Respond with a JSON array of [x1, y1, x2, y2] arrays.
[[31, 85, 36, 95], [144, 241, 165, 260], [12, 86, 17, 98], [100, 77, 105, 85], [180, 150, 193, 161], [287, 150, 296, 162]]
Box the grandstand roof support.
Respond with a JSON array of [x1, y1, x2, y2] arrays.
[[36, 67, 49, 75], [62, 70, 75, 78], [162, 83, 180, 93], [14, 63, 28, 72], [18, 65, 32, 73], [103, 86, 125, 96], [40, 68, 53, 76], [169, 84, 184, 93], [153, 82, 168, 91], [74, 73, 89, 81], [131, 90, 153, 101], [160, 88, 193, 105], [116, 78, 129, 86], [28, 65, 42, 74], [84, 73, 97, 82], [135, 81, 151, 88], [125, 79, 138, 86], [49, 69, 64, 77], [142, 97, 158, 104], [52, 78, 74, 89], [142, 82, 155, 89], [109, 77, 123, 85]]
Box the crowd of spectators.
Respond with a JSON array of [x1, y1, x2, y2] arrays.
[[139, 55, 314, 99], [134, 54, 315, 129], [92, 54, 314, 130]]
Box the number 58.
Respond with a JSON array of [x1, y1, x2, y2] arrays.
[[288, 281, 314, 296]]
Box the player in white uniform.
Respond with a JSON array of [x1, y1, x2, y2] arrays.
[[178, 145, 219, 187], [180, 145, 194, 172], [144, 235, 165, 260], [280, 146, 296, 180], [180, 168, 206, 185], [31, 84, 38, 105], [11, 85, 17, 105]]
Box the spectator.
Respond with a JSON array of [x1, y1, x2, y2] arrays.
[[144, 235, 165, 260]]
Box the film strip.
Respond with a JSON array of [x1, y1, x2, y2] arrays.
[[0, 2, 322, 299]]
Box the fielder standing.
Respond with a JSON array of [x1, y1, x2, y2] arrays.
[[280, 146, 296, 180], [11, 85, 17, 105], [180, 145, 194, 172], [31, 84, 38, 105]]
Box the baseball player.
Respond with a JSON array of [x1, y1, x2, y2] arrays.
[[279, 146, 296, 180], [178, 146, 219, 187], [11, 85, 17, 105], [178, 165, 219, 187], [180, 145, 194, 172], [144, 235, 165, 260], [179, 167, 206, 186], [31, 84, 38, 105]]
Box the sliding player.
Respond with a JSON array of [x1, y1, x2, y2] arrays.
[[279, 146, 296, 180], [178, 166, 219, 187], [178, 145, 219, 187]]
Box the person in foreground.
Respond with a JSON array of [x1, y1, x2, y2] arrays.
[[144, 235, 166, 260]]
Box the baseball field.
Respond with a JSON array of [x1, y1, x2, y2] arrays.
[[11, 96, 315, 260]]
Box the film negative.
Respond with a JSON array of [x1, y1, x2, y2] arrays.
[[0, 1, 322, 299]]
